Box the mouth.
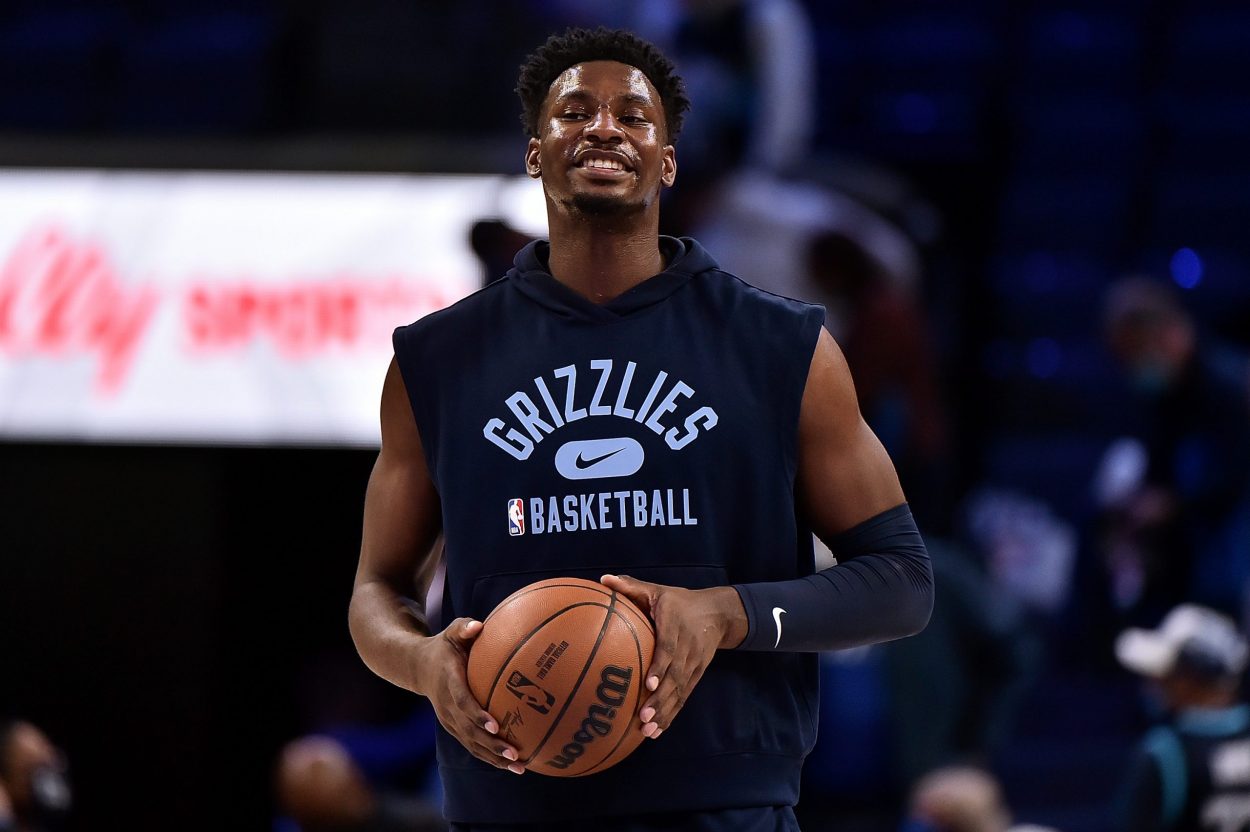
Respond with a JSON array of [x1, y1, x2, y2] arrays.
[[573, 150, 634, 178]]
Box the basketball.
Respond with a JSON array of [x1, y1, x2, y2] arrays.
[[466, 577, 655, 777]]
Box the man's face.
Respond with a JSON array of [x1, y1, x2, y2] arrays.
[[526, 60, 676, 218]]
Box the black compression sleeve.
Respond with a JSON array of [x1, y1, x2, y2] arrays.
[[732, 503, 933, 652]]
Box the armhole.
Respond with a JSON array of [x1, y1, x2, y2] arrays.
[[391, 325, 439, 478], [1144, 726, 1188, 825], [783, 304, 827, 484]]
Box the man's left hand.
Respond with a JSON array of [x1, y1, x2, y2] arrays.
[[599, 574, 747, 739]]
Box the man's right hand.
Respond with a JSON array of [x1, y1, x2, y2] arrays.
[[415, 617, 524, 775]]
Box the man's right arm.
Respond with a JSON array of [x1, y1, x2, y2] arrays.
[[348, 357, 441, 689], [348, 357, 523, 773]]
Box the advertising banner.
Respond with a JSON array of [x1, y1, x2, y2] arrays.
[[0, 170, 547, 445]]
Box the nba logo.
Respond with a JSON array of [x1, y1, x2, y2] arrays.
[[507, 499, 525, 536]]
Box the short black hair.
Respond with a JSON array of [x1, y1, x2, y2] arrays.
[[516, 27, 689, 143]]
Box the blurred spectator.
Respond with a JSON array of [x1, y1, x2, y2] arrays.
[[963, 489, 1077, 617], [905, 767, 1010, 832], [275, 709, 445, 832], [649, 0, 817, 243], [0, 721, 70, 832], [1112, 605, 1250, 830], [1099, 278, 1250, 622], [886, 540, 1040, 785], [469, 220, 534, 288], [276, 554, 447, 832], [667, 0, 816, 180], [690, 175, 922, 314], [903, 766, 1056, 832], [807, 229, 950, 527]]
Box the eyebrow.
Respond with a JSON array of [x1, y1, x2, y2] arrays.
[[555, 90, 656, 108]]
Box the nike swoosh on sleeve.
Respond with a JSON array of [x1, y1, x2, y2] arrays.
[[771, 607, 786, 649]]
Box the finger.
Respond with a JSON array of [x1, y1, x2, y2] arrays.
[[644, 658, 708, 735], [457, 715, 521, 767], [435, 708, 517, 770], [639, 630, 676, 710], [599, 574, 658, 614], [443, 617, 484, 649], [447, 683, 519, 765]]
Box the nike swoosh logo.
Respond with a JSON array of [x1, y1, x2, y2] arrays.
[[574, 447, 625, 470], [772, 607, 786, 649], [554, 438, 645, 480]]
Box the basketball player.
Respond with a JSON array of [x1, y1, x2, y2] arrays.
[[349, 27, 934, 831], [1114, 605, 1250, 830]]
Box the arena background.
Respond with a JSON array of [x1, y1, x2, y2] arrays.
[[2, 1, 1249, 830]]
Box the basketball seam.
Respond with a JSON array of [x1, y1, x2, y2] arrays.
[[573, 605, 647, 776], [481, 581, 613, 625], [524, 591, 619, 768]]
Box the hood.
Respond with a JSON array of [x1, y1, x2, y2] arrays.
[[508, 236, 719, 322]]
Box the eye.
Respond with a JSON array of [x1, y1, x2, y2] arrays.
[[559, 110, 588, 121]]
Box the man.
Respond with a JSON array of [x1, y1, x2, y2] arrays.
[[1114, 605, 1250, 830], [0, 720, 71, 832], [349, 27, 933, 831], [1101, 277, 1250, 621]]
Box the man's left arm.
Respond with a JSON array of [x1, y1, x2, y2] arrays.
[[732, 326, 933, 651], [602, 328, 933, 737]]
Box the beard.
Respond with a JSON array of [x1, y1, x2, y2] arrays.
[[568, 190, 642, 218]]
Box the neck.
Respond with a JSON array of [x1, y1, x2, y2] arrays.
[[545, 207, 665, 304]]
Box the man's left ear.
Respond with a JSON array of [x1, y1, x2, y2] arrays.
[[662, 146, 677, 187]]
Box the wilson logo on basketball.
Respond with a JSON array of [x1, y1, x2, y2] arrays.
[[505, 671, 555, 715], [544, 665, 632, 771]]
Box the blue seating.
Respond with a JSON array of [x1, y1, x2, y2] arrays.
[[1150, 170, 1250, 248], [0, 8, 122, 129], [113, 10, 280, 132], [1011, 94, 1146, 176], [1016, 10, 1142, 93], [999, 175, 1131, 254], [1165, 11, 1250, 94]]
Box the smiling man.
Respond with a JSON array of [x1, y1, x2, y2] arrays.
[[349, 27, 933, 832]]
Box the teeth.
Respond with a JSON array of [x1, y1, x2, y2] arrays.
[[582, 158, 624, 170]]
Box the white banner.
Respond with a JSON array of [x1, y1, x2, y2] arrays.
[[0, 170, 548, 445]]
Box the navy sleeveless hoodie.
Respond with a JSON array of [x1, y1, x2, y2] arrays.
[[392, 236, 825, 824]]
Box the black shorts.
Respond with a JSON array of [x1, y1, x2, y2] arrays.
[[449, 805, 799, 832]]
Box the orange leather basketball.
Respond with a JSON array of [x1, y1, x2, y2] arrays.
[[466, 577, 655, 777]]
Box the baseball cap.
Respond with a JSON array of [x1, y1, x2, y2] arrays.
[[1116, 605, 1249, 680]]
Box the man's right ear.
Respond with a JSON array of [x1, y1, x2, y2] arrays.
[[525, 138, 541, 179]]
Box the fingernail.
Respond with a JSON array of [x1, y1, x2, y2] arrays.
[[652, 728, 664, 739], [502, 748, 517, 761], [647, 676, 659, 691], [485, 721, 498, 734], [640, 707, 655, 722], [643, 722, 657, 737], [508, 764, 525, 775]]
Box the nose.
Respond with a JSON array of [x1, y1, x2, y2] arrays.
[[584, 106, 624, 143]]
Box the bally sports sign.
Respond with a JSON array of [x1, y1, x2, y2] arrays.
[[0, 170, 546, 445]]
